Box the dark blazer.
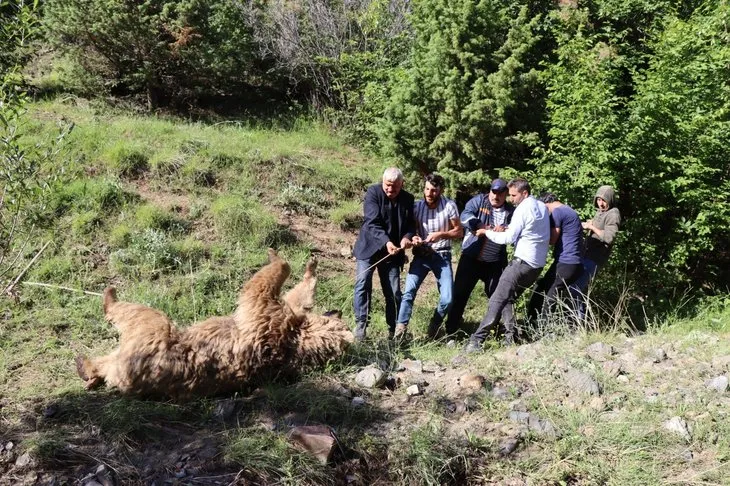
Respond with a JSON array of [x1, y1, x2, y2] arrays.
[[353, 183, 416, 264]]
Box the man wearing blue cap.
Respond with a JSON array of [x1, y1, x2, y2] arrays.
[[442, 178, 515, 337]]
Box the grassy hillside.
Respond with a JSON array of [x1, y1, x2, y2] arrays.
[[2, 98, 730, 485]]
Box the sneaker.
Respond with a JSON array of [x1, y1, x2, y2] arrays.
[[464, 340, 482, 354], [394, 323, 408, 340], [354, 323, 367, 342]]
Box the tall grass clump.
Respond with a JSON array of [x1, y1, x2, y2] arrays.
[[104, 142, 150, 179]]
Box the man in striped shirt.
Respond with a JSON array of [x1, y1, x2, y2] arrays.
[[395, 174, 462, 340]]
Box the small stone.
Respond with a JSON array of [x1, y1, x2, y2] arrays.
[[617, 375, 629, 383], [458, 374, 486, 391], [664, 416, 691, 442], [15, 452, 31, 468], [174, 469, 187, 479], [213, 399, 239, 421], [711, 356, 730, 371], [705, 376, 729, 392], [6, 441, 13, 451], [351, 397, 365, 407], [491, 386, 510, 400], [400, 359, 423, 374], [406, 384, 423, 396], [589, 397, 605, 411], [509, 399, 527, 412], [681, 449, 693, 462], [499, 437, 519, 456], [355, 366, 386, 388], [451, 354, 468, 367], [339, 247, 352, 258], [422, 361, 444, 373], [288, 425, 337, 464], [586, 342, 615, 362], [446, 339, 457, 348], [602, 360, 622, 378], [565, 368, 601, 395], [653, 348, 668, 363]]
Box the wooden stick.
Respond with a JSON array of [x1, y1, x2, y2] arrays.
[[3, 240, 51, 296], [19, 281, 103, 297]]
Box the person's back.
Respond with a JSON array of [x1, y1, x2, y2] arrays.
[[551, 204, 583, 264]]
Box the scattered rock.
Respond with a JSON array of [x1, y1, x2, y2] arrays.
[[15, 452, 31, 468], [422, 361, 444, 373], [618, 352, 639, 373], [492, 386, 511, 400], [406, 384, 423, 396], [711, 356, 730, 371], [705, 375, 728, 392], [351, 397, 365, 408], [499, 437, 520, 456], [355, 366, 386, 388], [509, 399, 528, 412], [602, 360, 622, 378], [588, 397, 605, 411], [213, 399, 239, 421], [508, 411, 557, 436], [586, 342, 615, 362], [616, 375, 629, 383], [400, 359, 423, 374], [288, 425, 338, 464], [664, 416, 691, 442], [333, 383, 353, 398], [653, 348, 668, 363], [339, 247, 352, 258], [565, 368, 601, 395], [95, 464, 116, 486], [458, 374, 486, 391], [451, 354, 468, 367]]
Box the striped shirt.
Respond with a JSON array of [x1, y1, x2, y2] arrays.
[[478, 206, 507, 262], [413, 196, 459, 252]]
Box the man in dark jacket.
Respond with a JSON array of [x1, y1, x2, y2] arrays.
[[443, 178, 514, 336], [352, 168, 416, 341], [570, 185, 622, 319]]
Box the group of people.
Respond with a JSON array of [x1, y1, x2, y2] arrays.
[[352, 167, 621, 352]]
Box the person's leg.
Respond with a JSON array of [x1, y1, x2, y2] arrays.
[[545, 262, 584, 319], [445, 256, 481, 334], [378, 259, 403, 335], [396, 256, 429, 328], [470, 260, 522, 344], [483, 261, 505, 298], [499, 263, 543, 344], [569, 259, 599, 321], [353, 258, 376, 340], [427, 251, 454, 336], [527, 262, 556, 324]]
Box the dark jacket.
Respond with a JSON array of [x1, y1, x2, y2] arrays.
[[353, 183, 416, 264], [459, 193, 515, 262], [584, 185, 621, 266]]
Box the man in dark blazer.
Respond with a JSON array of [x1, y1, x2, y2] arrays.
[[353, 167, 416, 341]]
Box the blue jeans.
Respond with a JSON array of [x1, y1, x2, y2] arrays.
[[353, 252, 403, 333], [569, 258, 600, 320], [397, 251, 453, 327]]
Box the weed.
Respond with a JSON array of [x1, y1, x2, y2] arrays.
[[104, 143, 149, 179]]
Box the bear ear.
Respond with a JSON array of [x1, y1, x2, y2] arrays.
[[322, 310, 342, 319]]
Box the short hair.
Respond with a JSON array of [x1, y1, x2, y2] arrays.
[[539, 192, 558, 204], [424, 173, 445, 189], [383, 167, 404, 183], [508, 178, 531, 194]]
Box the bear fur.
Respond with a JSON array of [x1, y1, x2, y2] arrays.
[[75, 249, 353, 399]]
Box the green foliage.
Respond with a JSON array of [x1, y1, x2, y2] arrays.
[[380, 0, 552, 193], [43, 0, 257, 107], [104, 143, 150, 179]]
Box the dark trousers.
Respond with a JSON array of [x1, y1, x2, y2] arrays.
[[471, 259, 543, 343], [527, 261, 584, 323], [445, 256, 506, 334], [353, 252, 403, 333]]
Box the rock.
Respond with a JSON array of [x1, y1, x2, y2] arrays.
[[705, 375, 729, 392], [664, 416, 691, 442], [618, 352, 639, 373], [15, 452, 31, 468], [711, 356, 730, 371], [351, 397, 365, 408], [653, 348, 668, 363], [586, 342, 615, 362], [422, 361, 444, 373], [602, 360, 622, 378], [406, 384, 423, 396], [95, 465, 116, 486], [400, 359, 423, 374], [499, 437, 520, 456], [509, 399, 527, 412], [451, 354, 468, 367], [5, 441, 13, 451], [446, 340, 457, 348], [565, 368, 601, 395], [333, 384, 353, 398], [339, 247, 352, 258], [355, 366, 386, 388], [288, 425, 337, 464], [492, 386, 511, 400], [589, 397, 605, 411], [616, 375, 629, 383], [213, 399, 239, 421], [83, 481, 103, 486], [508, 411, 557, 436], [457, 374, 486, 391]]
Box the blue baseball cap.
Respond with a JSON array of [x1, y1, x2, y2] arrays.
[[491, 178, 508, 192]]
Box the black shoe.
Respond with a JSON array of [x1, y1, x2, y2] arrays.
[[354, 323, 367, 342], [426, 319, 441, 340]]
